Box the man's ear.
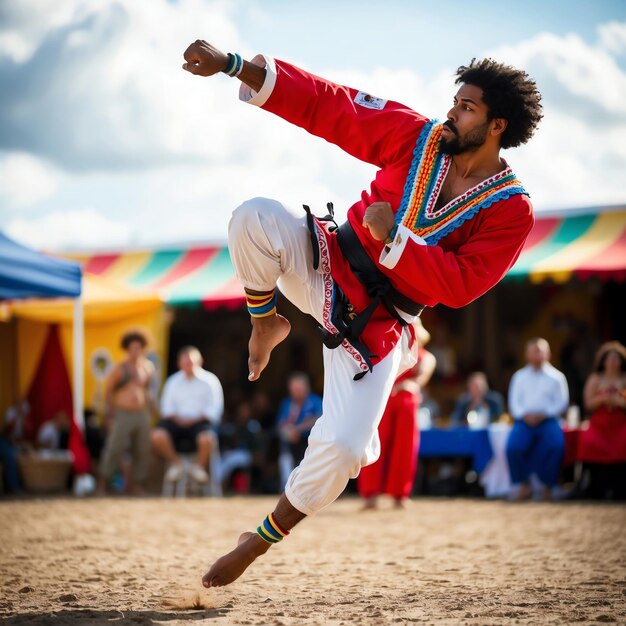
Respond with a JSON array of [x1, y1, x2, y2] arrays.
[[490, 118, 507, 137]]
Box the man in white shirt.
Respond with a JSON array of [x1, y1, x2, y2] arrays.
[[152, 346, 224, 484], [506, 337, 569, 500]]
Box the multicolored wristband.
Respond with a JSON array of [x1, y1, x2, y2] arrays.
[[223, 52, 243, 77], [246, 290, 277, 318], [257, 513, 290, 544], [384, 225, 398, 245]]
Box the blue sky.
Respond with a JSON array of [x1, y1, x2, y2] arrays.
[[240, 0, 626, 75], [0, 0, 625, 250]]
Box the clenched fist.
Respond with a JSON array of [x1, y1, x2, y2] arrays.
[[362, 201, 396, 241], [182, 40, 230, 76]]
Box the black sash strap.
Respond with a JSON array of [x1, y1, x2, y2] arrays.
[[335, 221, 426, 318], [303, 204, 426, 380]]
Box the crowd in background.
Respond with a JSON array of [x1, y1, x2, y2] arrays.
[[1, 329, 625, 502]]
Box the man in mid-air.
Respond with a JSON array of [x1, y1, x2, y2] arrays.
[[182, 40, 542, 587]]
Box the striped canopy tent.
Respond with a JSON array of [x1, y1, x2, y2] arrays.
[[508, 206, 626, 283], [70, 205, 625, 307], [74, 244, 244, 309]]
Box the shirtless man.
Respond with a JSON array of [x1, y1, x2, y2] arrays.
[[97, 330, 156, 495], [181, 40, 542, 587]]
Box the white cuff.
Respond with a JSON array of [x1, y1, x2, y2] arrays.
[[379, 224, 426, 269], [238, 54, 277, 107]]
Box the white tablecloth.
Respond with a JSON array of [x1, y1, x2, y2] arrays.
[[480, 423, 512, 498]]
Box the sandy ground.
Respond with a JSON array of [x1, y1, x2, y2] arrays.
[[0, 495, 625, 625]]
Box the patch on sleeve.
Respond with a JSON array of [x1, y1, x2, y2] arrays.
[[354, 91, 387, 110]]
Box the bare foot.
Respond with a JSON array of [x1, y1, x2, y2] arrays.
[[248, 314, 291, 381], [202, 531, 270, 588], [510, 483, 532, 502], [360, 497, 378, 511], [540, 487, 553, 502], [393, 498, 407, 510]]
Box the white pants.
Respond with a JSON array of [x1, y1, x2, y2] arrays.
[[229, 198, 409, 516]]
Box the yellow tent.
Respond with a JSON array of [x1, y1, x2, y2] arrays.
[[3, 273, 167, 420]]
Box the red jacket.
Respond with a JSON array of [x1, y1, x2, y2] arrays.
[[252, 58, 534, 365]]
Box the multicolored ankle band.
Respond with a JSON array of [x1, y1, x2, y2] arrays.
[[256, 513, 289, 544], [246, 290, 277, 318]]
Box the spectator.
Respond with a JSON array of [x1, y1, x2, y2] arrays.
[[83, 408, 105, 462], [358, 319, 436, 509], [277, 372, 322, 491], [3, 399, 29, 444], [578, 341, 626, 500], [37, 410, 71, 454], [251, 390, 280, 493], [219, 401, 262, 493], [152, 346, 223, 485], [450, 372, 504, 428], [506, 338, 569, 501], [97, 330, 156, 495], [0, 399, 29, 493]]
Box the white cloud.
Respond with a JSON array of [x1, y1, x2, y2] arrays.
[[489, 31, 626, 118], [598, 21, 626, 56], [6, 208, 132, 250], [0, 4, 625, 249], [0, 0, 87, 62], [0, 0, 249, 170], [483, 27, 626, 209], [0, 153, 63, 208]]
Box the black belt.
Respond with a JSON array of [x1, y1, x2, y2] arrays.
[[335, 220, 426, 318], [304, 204, 426, 379]]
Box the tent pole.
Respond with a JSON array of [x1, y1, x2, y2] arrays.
[[73, 292, 85, 431]]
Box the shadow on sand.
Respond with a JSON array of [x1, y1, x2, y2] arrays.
[[0, 607, 230, 624]]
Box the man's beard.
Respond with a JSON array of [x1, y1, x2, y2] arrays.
[[440, 121, 490, 155]]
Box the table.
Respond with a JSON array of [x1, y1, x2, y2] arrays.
[[418, 424, 581, 498], [419, 428, 493, 474]]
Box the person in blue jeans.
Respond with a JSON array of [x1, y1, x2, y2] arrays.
[[276, 372, 322, 490], [506, 338, 569, 501], [1, 399, 29, 494]]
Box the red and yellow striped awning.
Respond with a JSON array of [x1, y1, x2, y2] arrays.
[[68, 206, 625, 308], [509, 207, 626, 283]]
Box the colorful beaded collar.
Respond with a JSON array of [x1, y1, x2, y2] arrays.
[[395, 120, 528, 245]]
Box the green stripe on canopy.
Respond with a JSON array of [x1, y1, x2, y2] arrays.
[[508, 214, 596, 277], [129, 250, 184, 287], [165, 248, 235, 304]]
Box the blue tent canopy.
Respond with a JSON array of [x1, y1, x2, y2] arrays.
[[0, 232, 82, 300]]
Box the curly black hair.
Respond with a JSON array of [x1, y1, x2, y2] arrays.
[[455, 58, 543, 149], [120, 329, 148, 350]]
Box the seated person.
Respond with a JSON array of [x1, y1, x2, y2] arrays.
[[0, 399, 30, 493], [578, 341, 626, 500], [152, 346, 224, 484], [218, 401, 263, 493], [37, 410, 72, 454], [277, 372, 322, 491], [450, 372, 504, 428], [506, 338, 568, 501]]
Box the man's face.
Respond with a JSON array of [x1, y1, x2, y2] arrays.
[[288, 378, 309, 402], [178, 352, 197, 376], [526, 343, 549, 368], [468, 376, 487, 399], [441, 84, 491, 155], [126, 340, 145, 360]]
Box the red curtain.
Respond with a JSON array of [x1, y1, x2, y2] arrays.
[[27, 324, 91, 474]]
